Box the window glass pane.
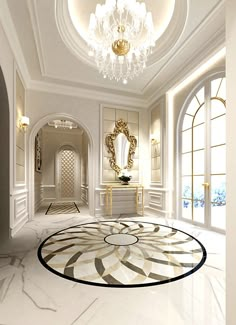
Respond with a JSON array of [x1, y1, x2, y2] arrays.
[[211, 78, 222, 97], [193, 176, 204, 202], [182, 153, 192, 175], [195, 87, 204, 105], [186, 97, 200, 116], [193, 124, 205, 150], [193, 104, 205, 126], [193, 175, 205, 224], [182, 199, 192, 220], [211, 145, 226, 174], [211, 99, 226, 119], [182, 176, 192, 198], [217, 78, 226, 100], [211, 115, 226, 146], [182, 114, 193, 131], [182, 129, 192, 153], [193, 150, 204, 175], [211, 175, 226, 205], [211, 175, 226, 229]]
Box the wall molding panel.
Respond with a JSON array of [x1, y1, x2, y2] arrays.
[[145, 188, 167, 216], [10, 191, 28, 236]]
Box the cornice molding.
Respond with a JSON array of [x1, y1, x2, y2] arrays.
[[0, 0, 31, 87], [27, 0, 46, 76], [29, 80, 148, 109]]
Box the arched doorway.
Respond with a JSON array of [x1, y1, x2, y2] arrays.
[[0, 67, 10, 239], [28, 113, 94, 218]]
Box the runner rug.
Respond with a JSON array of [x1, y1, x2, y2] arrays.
[[45, 202, 80, 215]]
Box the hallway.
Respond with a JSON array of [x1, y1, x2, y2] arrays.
[[0, 208, 225, 325]]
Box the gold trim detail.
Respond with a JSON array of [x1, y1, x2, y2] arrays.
[[105, 119, 137, 174], [112, 39, 130, 56]]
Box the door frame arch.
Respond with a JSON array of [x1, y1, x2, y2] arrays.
[[28, 113, 94, 217]]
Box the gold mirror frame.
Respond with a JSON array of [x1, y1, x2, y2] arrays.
[[105, 119, 137, 174]]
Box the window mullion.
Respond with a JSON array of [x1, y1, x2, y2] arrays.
[[205, 82, 211, 227]]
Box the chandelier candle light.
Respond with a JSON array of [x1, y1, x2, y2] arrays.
[[88, 0, 155, 84]]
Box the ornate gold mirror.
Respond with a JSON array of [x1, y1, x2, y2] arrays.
[[105, 119, 137, 174]]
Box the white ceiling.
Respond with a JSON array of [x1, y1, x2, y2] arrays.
[[2, 0, 225, 105]]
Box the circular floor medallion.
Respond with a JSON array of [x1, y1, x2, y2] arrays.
[[104, 233, 139, 246], [38, 220, 207, 288]]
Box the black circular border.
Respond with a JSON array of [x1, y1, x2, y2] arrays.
[[37, 220, 207, 288], [104, 233, 139, 246]]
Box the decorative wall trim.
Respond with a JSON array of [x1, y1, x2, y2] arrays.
[[27, 0, 46, 75], [11, 214, 28, 237], [43, 198, 57, 203], [29, 80, 147, 109], [13, 65, 27, 188], [10, 193, 28, 237], [145, 206, 169, 217]]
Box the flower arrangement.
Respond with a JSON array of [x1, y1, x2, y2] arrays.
[[118, 169, 132, 185]]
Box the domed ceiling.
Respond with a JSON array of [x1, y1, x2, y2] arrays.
[[2, 0, 225, 105], [56, 0, 187, 67]]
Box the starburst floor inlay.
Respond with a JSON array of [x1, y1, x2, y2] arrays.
[[38, 220, 207, 287]]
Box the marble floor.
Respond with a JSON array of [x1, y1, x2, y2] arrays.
[[0, 206, 225, 325]]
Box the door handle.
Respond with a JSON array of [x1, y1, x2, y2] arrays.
[[202, 182, 210, 188]]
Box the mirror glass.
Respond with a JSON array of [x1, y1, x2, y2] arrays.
[[114, 133, 130, 169], [105, 119, 137, 174]]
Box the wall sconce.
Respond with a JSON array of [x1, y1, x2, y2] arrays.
[[150, 134, 159, 145], [20, 116, 30, 131]]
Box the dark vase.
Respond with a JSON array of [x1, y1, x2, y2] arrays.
[[119, 176, 131, 185]]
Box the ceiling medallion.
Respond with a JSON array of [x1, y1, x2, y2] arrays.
[[87, 0, 155, 84]]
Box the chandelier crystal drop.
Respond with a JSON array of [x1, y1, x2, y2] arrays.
[[87, 0, 155, 83], [48, 120, 77, 130]]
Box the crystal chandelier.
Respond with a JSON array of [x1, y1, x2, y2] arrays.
[[48, 120, 77, 129], [87, 0, 155, 84]]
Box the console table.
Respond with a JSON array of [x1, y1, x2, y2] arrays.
[[105, 184, 144, 216]]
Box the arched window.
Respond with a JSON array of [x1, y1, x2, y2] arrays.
[[180, 76, 226, 230]]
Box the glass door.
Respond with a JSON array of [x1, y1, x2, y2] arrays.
[[180, 77, 226, 230]]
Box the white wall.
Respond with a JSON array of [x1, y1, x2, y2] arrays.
[[226, 1, 236, 323], [0, 21, 29, 237]]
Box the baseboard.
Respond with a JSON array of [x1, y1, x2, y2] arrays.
[[145, 206, 169, 217]]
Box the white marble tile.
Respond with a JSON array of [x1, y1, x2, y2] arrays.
[[0, 209, 225, 325]]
